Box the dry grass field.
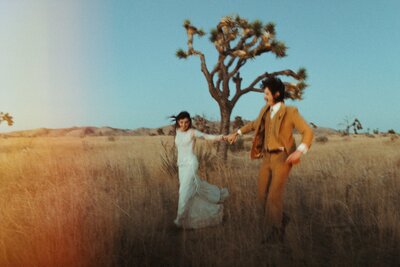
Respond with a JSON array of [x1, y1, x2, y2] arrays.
[[0, 134, 399, 266]]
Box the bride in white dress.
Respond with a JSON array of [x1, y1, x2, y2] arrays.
[[172, 111, 229, 229]]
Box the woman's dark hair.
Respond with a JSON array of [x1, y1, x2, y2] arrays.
[[170, 111, 192, 129], [261, 76, 285, 102]]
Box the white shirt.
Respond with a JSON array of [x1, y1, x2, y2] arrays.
[[270, 102, 281, 119], [237, 102, 308, 154]]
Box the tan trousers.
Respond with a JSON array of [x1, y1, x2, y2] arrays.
[[258, 151, 292, 228]]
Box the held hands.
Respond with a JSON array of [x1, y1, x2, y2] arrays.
[[223, 133, 239, 144]]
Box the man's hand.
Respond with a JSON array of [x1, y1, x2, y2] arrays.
[[286, 150, 302, 165], [225, 133, 239, 144]]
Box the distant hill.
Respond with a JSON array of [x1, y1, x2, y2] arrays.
[[1, 127, 134, 138], [0, 124, 338, 138]]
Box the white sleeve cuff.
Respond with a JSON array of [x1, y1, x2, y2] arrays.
[[297, 143, 308, 154], [237, 129, 243, 136]]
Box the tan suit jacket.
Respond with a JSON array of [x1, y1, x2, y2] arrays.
[[240, 103, 314, 159]]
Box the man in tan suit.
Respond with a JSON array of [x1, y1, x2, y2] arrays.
[[226, 77, 313, 242]]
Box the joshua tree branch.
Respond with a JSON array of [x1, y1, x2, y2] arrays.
[[231, 69, 305, 105], [268, 69, 303, 79], [229, 59, 246, 78], [216, 77, 222, 92], [234, 32, 253, 51], [231, 86, 263, 106], [220, 62, 230, 98], [251, 43, 271, 57], [246, 69, 303, 89], [243, 35, 259, 51], [234, 72, 242, 96], [226, 56, 236, 69], [187, 50, 221, 101]]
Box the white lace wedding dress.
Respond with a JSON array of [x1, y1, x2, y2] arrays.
[[174, 129, 229, 229]]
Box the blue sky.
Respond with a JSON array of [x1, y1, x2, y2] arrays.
[[1, 0, 399, 132]]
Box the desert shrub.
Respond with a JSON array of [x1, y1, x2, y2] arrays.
[[193, 115, 211, 133], [315, 135, 328, 143], [388, 129, 396, 134], [107, 136, 116, 142], [84, 127, 95, 135], [157, 128, 165, 135], [365, 133, 375, 138], [168, 129, 175, 136]]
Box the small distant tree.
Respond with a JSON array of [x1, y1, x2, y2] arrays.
[[339, 117, 363, 135], [0, 112, 13, 126], [388, 129, 396, 134], [351, 119, 363, 134]]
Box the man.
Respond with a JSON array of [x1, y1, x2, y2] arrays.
[[226, 77, 314, 242]]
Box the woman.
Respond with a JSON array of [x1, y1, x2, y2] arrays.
[[171, 111, 229, 229]]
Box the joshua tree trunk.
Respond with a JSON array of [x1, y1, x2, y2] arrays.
[[218, 104, 232, 160]]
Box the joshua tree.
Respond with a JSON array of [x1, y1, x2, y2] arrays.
[[0, 112, 13, 126], [340, 117, 363, 135], [177, 15, 308, 159], [352, 119, 363, 134]]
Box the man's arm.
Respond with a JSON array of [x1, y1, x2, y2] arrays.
[[291, 107, 314, 149], [225, 120, 256, 144], [225, 105, 268, 144], [286, 107, 314, 164]]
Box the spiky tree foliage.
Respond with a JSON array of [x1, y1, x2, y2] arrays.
[[0, 112, 13, 126], [176, 15, 308, 159]]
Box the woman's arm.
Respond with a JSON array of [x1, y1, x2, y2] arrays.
[[192, 129, 223, 141]]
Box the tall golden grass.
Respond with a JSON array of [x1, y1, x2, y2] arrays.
[[0, 135, 399, 266]]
